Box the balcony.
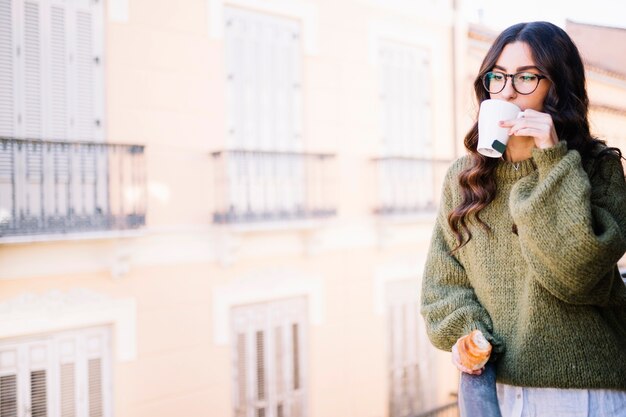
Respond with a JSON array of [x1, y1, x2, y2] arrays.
[[0, 137, 146, 241], [372, 156, 452, 218], [211, 150, 336, 225]]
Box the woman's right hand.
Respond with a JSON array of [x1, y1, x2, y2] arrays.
[[452, 336, 485, 375]]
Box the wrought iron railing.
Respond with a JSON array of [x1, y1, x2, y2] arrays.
[[211, 150, 336, 224], [372, 156, 452, 216], [0, 137, 146, 239]]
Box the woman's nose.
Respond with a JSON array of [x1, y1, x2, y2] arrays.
[[499, 78, 517, 100]]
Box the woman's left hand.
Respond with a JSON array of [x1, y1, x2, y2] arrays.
[[499, 109, 559, 149]]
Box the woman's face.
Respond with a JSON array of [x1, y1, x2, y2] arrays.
[[489, 41, 551, 111]]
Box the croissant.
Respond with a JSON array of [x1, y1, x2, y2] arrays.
[[457, 330, 492, 371]]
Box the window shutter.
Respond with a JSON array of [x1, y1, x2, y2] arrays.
[[0, 327, 110, 417], [0, 0, 16, 138], [2, 0, 103, 142], [58, 336, 77, 417], [274, 326, 284, 417], [68, 0, 93, 141], [232, 298, 308, 417], [255, 330, 267, 417], [48, 0, 69, 141], [21, 0, 44, 140], [378, 41, 431, 157], [84, 330, 106, 417], [30, 369, 47, 417], [235, 333, 247, 417], [60, 362, 75, 417], [87, 358, 103, 417], [0, 347, 18, 417], [0, 375, 18, 417], [224, 8, 302, 152], [27, 342, 50, 417]]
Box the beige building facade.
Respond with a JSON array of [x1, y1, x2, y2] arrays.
[[0, 1, 462, 416]]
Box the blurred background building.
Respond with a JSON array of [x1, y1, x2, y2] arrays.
[[0, 1, 624, 416]]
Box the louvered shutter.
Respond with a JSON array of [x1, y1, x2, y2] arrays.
[[2, 0, 103, 142], [69, 0, 102, 142], [379, 41, 431, 157], [0, 347, 18, 417], [232, 298, 308, 417], [47, 0, 69, 141], [84, 329, 106, 417], [234, 333, 247, 417], [58, 336, 77, 417], [21, 0, 44, 140], [225, 9, 305, 152], [255, 330, 267, 417], [0, 327, 111, 417], [27, 342, 50, 417], [0, 0, 17, 138]]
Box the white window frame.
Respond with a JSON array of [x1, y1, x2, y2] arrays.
[[0, 326, 113, 417], [231, 297, 308, 417], [213, 270, 323, 346], [0, 289, 137, 362]]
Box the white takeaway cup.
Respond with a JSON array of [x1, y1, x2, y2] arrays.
[[477, 99, 524, 158]]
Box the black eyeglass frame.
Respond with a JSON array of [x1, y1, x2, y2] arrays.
[[482, 71, 548, 95]]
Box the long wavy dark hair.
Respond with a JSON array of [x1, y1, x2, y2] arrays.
[[448, 21, 621, 250]]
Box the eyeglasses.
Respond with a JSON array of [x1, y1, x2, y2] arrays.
[[482, 71, 548, 95]]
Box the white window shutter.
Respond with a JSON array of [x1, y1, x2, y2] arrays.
[[26, 341, 50, 417], [224, 8, 302, 152], [232, 297, 308, 417], [2, 0, 104, 142], [47, 0, 70, 141], [57, 334, 78, 417], [0, 0, 17, 138], [378, 41, 431, 157], [0, 347, 19, 417], [0, 327, 111, 417], [68, 0, 98, 142], [21, 0, 44, 140]]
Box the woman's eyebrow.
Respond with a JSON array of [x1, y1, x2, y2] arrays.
[[493, 64, 540, 72]]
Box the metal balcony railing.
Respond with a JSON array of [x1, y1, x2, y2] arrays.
[[0, 137, 146, 239], [372, 156, 452, 216], [211, 150, 336, 224]]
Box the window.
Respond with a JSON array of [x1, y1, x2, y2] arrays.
[[386, 280, 436, 417], [231, 297, 307, 417], [376, 41, 436, 214], [224, 7, 302, 152], [378, 40, 431, 157], [216, 8, 327, 224], [0, 326, 112, 417], [0, 0, 104, 141]]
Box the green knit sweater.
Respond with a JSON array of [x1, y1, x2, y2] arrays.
[[420, 141, 626, 390]]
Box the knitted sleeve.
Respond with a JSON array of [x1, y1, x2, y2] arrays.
[[510, 141, 626, 305], [420, 163, 503, 354]]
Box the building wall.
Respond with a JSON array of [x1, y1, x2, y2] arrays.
[[0, 1, 461, 416]]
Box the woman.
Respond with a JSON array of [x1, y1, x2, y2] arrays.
[[420, 21, 626, 416]]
